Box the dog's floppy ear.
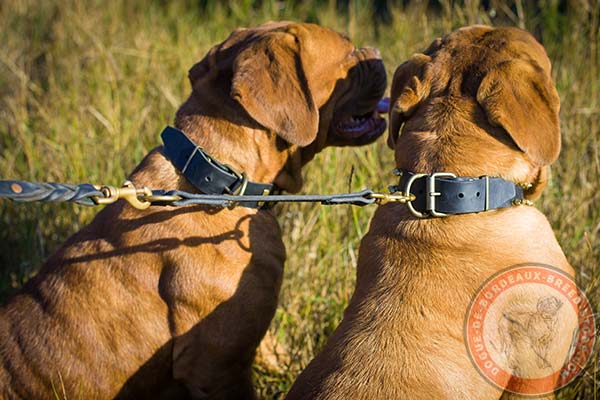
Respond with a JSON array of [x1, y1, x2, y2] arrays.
[[188, 28, 250, 90], [230, 33, 319, 147], [477, 59, 561, 166], [388, 54, 432, 149], [188, 46, 220, 90], [188, 57, 209, 86]]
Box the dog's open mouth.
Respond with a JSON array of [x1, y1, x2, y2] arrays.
[[335, 111, 386, 138], [332, 98, 389, 144]]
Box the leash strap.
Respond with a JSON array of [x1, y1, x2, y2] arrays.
[[161, 126, 275, 209], [0, 180, 379, 209], [0, 181, 103, 206], [394, 170, 524, 217], [151, 189, 377, 208]]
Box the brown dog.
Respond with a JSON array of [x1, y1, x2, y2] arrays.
[[0, 22, 386, 399], [286, 26, 578, 400]]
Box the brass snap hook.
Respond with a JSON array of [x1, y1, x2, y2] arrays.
[[369, 192, 416, 205], [93, 181, 152, 210]]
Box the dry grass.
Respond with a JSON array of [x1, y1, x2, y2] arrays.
[[0, 0, 597, 398]]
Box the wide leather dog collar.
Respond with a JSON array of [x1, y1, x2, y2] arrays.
[[161, 126, 276, 209], [391, 169, 527, 218]]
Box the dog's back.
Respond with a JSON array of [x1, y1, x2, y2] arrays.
[[287, 26, 576, 400]]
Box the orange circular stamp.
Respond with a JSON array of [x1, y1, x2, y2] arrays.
[[465, 263, 596, 396]]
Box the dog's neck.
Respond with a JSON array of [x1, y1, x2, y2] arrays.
[[393, 100, 545, 199], [175, 122, 275, 181], [167, 94, 305, 192], [130, 92, 313, 196]]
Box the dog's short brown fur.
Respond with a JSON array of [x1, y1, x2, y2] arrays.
[[0, 22, 386, 399], [286, 26, 576, 400]]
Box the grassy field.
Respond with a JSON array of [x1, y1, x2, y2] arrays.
[[0, 0, 598, 398]]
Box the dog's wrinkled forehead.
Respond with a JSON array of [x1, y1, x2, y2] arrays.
[[188, 21, 356, 100], [409, 26, 553, 102], [220, 21, 352, 45], [213, 21, 353, 69], [430, 26, 551, 74]]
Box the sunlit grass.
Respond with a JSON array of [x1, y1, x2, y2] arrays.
[[0, 1, 597, 398]]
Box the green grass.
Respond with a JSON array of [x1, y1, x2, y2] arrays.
[[0, 0, 598, 398]]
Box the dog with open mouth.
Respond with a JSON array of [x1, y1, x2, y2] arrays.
[[0, 22, 386, 399], [286, 26, 578, 400]]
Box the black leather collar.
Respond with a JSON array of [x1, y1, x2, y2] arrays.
[[392, 169, 525, 218], [161, 126, 276, 209]]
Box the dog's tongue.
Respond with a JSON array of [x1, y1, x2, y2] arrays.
[[377, 97, 390, 114]]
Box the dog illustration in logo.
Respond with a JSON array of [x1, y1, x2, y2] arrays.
[[498, 296, 564, 375]]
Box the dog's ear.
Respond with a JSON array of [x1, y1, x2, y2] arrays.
[[188, 46, 219, 90], [188, 57, 209, 86], [477, 59, 561, 166], [230, 33, 319, 147], [388, 54, 432, 149], [188, 28, 250, 90]]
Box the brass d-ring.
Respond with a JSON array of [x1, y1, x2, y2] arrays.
[[404, 173, 427, 218]]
